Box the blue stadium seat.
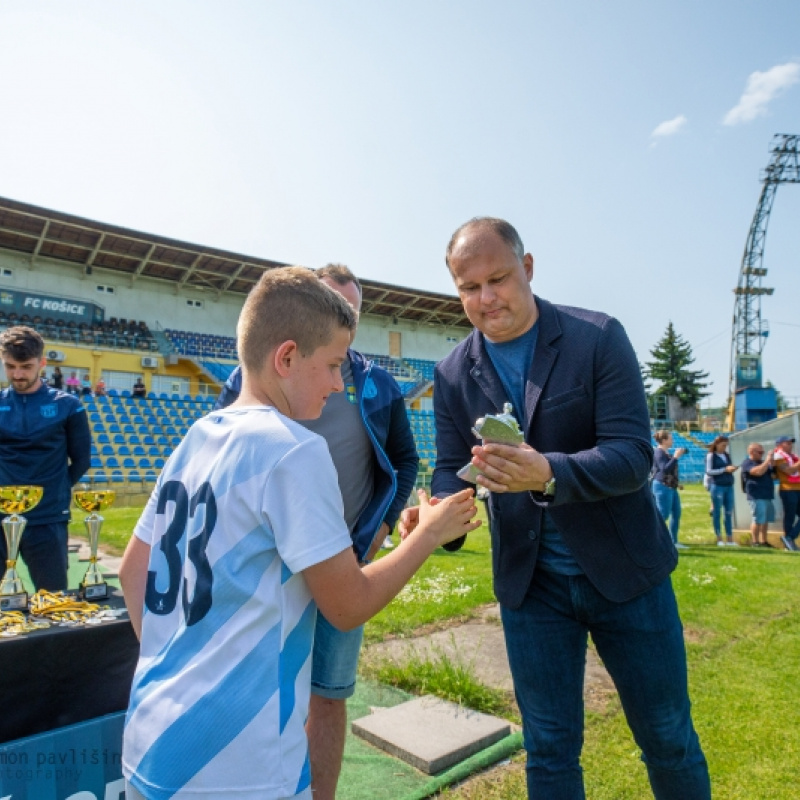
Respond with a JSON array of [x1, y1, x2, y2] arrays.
[[101, 444, 114, 456], [128, 470, 142, 484], [111, 470, 125, 484]]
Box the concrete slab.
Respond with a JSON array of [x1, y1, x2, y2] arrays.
[[351, 695, 511, 775]]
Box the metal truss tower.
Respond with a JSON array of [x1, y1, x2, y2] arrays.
[[729, 133, 800, 399]]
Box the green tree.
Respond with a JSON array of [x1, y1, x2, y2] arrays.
[[645, 322, 710, 407]]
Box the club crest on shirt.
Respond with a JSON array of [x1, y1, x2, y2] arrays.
[[40, 404, 58, 419], [346, 384, 357, 404]]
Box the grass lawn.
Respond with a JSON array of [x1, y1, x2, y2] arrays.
[[72, 484, 800, 797]]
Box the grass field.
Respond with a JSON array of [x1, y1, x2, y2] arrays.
[[71, 484, 800, 798]]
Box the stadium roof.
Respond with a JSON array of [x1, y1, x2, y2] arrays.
[[0, 196, 470, 330]]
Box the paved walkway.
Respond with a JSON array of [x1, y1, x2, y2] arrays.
[[365, 604, 616, 713]]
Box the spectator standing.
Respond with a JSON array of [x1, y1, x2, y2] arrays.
[[132, 377, 147, 399], [215, 264, 419, 799], [65, 371, 80, 394], [50, 366, 64, 390], [740, 442, 775, 547], [706, 435, 739, 546], [0, 326, 92, 590], [772, 435, 800, 551], [651, 430, 688, 549]]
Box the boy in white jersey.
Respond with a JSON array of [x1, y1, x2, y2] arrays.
[[119, 267, 479, 800]]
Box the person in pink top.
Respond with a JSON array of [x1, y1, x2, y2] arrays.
[[65, 371, 80, 395]]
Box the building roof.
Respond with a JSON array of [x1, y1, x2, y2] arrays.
[[0, 196, 470, 330]]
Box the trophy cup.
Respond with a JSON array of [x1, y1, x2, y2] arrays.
[[457, 403, 524, 484], [74, 489, 116, 600], [0, 485, 43, 611]]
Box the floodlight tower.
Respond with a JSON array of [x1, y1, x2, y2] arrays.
[[728, 134, 800, 429]]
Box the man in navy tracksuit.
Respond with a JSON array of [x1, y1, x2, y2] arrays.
[[0, 326, 92, 590], [215, 265, 418, 799]]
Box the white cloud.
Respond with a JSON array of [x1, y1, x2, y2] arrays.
[[651, 114, 688, 139], [723, 62, 800, 126]]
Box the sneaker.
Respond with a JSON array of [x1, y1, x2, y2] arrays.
[[782, 536, 800, 552], [675, 543, 688, 549], [726, 541, 740, 547], [381, 536, 395, 550], [716, 540, 726, 547]]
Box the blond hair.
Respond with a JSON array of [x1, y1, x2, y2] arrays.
[[237, 267, 357, 373]]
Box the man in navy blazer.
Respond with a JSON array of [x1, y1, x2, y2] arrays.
[[402, 218, 710, 799]]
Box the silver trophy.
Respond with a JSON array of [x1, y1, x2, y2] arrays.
[[0, 486, 43, 611], [74, 489, 115, 600], [457, 403, 524, 484]]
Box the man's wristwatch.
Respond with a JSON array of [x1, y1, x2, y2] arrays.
[[542, 476, 557, 497]]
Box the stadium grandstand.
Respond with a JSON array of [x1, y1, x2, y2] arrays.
[[0, 196, 471, 493], [0, 196, 726, 493]]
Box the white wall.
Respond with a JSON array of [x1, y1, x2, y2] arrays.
[[0, 250, 243, 335], [0, 249, 468, 359], [354, 316, 466, 361]]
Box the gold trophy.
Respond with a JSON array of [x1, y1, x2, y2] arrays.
[[0, 486, 43, 611], [74, 489, 116, 600]]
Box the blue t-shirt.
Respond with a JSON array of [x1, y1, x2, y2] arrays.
[[484, 323, 583, 576], [740, 457, 775, 500]]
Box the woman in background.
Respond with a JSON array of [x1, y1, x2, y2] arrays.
[[706, 435, 739, 546], [652, 430, 688, 549]]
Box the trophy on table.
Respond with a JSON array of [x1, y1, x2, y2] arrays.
[[74, 489, 116, 600], [457, 403, 524, 484], [0, 485, 43, 611]]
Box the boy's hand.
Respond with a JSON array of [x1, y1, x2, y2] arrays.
[[415, 488, 480, 548]]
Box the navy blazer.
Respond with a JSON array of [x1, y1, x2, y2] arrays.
[[432, 296, 677, 607]]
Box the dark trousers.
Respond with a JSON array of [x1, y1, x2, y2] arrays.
[[779, 490, 800, 541], [0, 521, 69, 591], [500, 570, 710, 799]]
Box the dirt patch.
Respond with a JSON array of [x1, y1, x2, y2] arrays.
[[365, 603, 617, 714]]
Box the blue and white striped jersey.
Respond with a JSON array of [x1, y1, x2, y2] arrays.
[[123, 406, 352, 799]]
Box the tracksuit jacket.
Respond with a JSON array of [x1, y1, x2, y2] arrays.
[[0, 383, 92, 525]]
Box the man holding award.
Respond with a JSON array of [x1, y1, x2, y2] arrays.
[[0, 326, 92, 591], [401, 218, 710, 799]]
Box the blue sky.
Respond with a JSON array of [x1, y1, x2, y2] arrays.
[[0, 1, 798, 407]]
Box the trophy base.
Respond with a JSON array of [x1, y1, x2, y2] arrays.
[[0, 591, 28, 612], [80, 582, 108, 600]]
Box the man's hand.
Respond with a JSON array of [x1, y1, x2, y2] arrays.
[[469, 442, 553, 493]]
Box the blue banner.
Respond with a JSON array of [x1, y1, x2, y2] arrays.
[[0, 288, 104, 324], [0, 712, 125, 800]]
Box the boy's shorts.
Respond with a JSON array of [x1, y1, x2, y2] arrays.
[[748, 498, 775, 525], [311, 612, 364, 700]]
